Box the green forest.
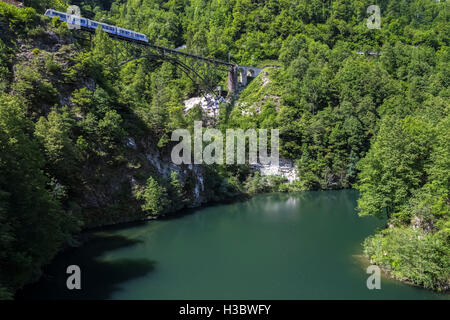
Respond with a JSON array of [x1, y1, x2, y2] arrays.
[[0, 0, 448, 298]]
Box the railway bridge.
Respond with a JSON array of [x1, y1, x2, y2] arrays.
[[78, 25, 262, 96]]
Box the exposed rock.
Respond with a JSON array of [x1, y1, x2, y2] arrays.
[[411, 215, 435, 233], [261, 71, 271, 86], [184, 94, 226, 118], [251, 158, 298, 183]]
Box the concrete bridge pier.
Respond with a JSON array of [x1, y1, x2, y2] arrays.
[[227, 65, 238, 93], [227, 65, 263, 94], [239, 67, 248, 87]]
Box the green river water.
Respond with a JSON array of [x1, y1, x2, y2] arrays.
[[21, 190, 449, 299]]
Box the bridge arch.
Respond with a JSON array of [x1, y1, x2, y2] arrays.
[[120, 53, 221, 98], [238, 67, 247, 86]]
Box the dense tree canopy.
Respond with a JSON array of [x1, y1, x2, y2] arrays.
[[0, 0, 448, 297]]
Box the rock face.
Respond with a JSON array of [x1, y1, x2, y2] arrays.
[[144, 147, 207, 207], [184, 94, 226, 118], [261, 71, 271, 86], [411, 215, 435, 233], [251, 158, 298, 183], [80, 135, 212, 227]]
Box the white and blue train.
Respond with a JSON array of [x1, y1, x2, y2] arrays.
[[44, 9, 149, 43]]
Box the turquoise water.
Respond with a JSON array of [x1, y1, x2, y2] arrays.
[[22, 190, 449, 299]]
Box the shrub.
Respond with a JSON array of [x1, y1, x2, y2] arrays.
[[364, 227, 450, 291]]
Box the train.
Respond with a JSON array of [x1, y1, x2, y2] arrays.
[[44, 9, 149, 43]]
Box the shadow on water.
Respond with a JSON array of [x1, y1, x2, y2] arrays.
[[17, 234, 155, 300], [157, 193, 250, 222], [17, 193, 252, 300]]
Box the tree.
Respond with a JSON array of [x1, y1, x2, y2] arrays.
[[26, 1, 68, 12], [169, 171, 184, 210], [357, 116, 435, 220], [137, 177, 167, 215], [0, 94, 79, 295], [35, 109, 74, 165], [91, 27, 119, 84]]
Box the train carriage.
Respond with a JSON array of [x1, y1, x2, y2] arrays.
[[99, 23, 117, 34], [135, 33, 148, 42], [87, 19, 98, 29], [44, 8, 148, 43], [117, 27, 133, 39], [44, 9, 67, 21], [45, 9, 87, 27], [68, 15, 87, 27]]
